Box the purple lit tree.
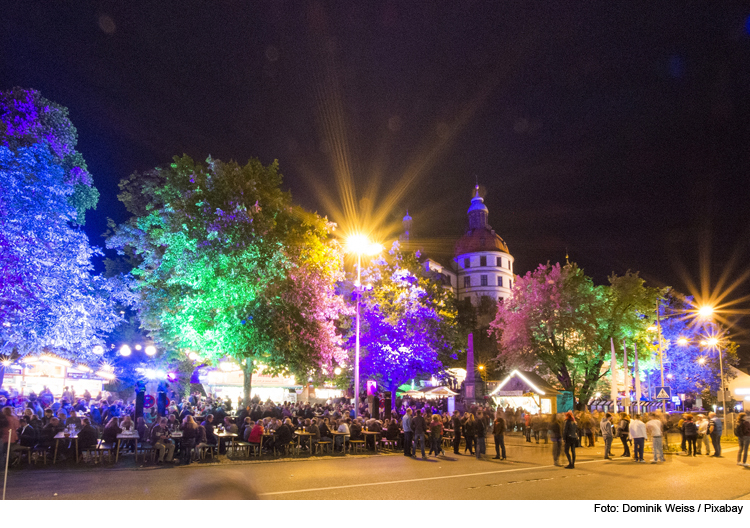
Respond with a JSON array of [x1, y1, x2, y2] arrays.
[[353, 243, 458, 406], [0, 89, 122, 386]]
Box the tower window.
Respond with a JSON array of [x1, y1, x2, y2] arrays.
[[480, 256, 487, 267], [464, 276, 471, 288], [464, 258, 470, 268], [497, 257, 502, 267], [497, 276, 503, 287], [480, 275, 488, 286]]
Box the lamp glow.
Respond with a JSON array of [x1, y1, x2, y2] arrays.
[[145, 345, 157, 356], [119, 345, 132, 357], [707, 337, 719, 347], [188, 352, 199, 361], [93, 345, 104, 355], [677, 337, 689, 346], [346, 235, 383, 256], [334, 367, 342, 375], [698, 305, 714, 318]]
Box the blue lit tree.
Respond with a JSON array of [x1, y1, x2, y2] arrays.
[[652, 293, 738, 404], [0, 88, 122, 384], [353, 242, 458, 406]]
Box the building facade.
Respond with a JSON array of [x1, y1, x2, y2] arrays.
[[422, 185, 514, 306]]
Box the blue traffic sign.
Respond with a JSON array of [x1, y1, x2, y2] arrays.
[[654, 386, 671, 400]]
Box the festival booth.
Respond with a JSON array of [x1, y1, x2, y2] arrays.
[[199, 365, 303, 403], [489, 370, 559, 414], [726, 365, 750, 412], [2, 354, 109, 398]]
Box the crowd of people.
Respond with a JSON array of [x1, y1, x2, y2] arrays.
[[1, 386, 748, 470]]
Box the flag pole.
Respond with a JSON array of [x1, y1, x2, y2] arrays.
[[634, 343, 641, 409], [3, 429, 10, 500], [610, 337, 618, 413]]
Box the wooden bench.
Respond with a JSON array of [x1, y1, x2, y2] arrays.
[[348, 439, 366, 454]]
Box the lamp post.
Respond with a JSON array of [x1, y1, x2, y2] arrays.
[[346, 235, 383, 416]]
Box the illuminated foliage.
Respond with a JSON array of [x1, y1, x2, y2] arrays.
[[490, 262, 661, 406], [0, 89, 120, 366], [354, 243, 459, 397], [654, 294, 738, 400], [108, 155, 347, 402]]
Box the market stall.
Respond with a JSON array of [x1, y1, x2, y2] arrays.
[[2, 354, 108, 398], [489, 369, 559, 414]]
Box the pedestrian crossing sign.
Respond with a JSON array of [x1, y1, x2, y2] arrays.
[[655, 386, 671, 400]]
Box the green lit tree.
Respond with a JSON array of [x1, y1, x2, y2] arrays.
[[108, 155, 348, 405], [489, 262, 661, 407]]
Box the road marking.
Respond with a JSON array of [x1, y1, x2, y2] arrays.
[[258, 459, 608, 496]]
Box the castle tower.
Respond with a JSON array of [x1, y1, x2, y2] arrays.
[[453, 185, 514, 305]]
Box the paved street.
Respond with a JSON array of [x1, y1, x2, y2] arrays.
[[6, 435, 750, 500]]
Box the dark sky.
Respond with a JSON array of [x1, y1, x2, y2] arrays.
[[4, 2, 750, 355]]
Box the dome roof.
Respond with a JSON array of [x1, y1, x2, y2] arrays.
[[454, 227, 509, 256], [467, 187, 489, 214]]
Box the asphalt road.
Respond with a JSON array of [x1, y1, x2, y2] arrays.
[[5, 436, 749, 500]]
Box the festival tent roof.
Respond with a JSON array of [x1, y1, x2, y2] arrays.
[[489, 370, 560, 397]]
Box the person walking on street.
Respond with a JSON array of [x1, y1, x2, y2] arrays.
[[452, 411, 462, 455], [475, 411, 487, 459], [617, 412, 631, 457], [629, 414, 647, 462], [493, 410, 506, 460], [735, 413, 750, 467], [708, 411, 723, 457], [563, 412, 577, 469], [402, 408, 413, 457], [524, 412, 532, 442], [549, 414, 563, 466], [646, 413, 665, 463], [600, 413, 613, 460]]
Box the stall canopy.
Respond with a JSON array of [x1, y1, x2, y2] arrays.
[[419, 386, 458, 397], [489, 370, 560, 414]]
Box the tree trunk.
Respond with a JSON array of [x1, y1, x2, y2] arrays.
[[243, 359, 254, 408]]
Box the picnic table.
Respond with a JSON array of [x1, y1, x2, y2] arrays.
[[361, 430, 382, 452], [53, 431, 78, 464], [115, 431, 140, 463], [214, 430, 237, 454], [294, 430, 314, 452]]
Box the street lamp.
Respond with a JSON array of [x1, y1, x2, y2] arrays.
[[346, 234, 383, 415]]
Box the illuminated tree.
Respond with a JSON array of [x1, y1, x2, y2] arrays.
[[489, 262, 661, 407], [354, 243, 459, 404], [0, 89, 121, 386], [653, 294, 738, 404], [108, 155, 348, 404]]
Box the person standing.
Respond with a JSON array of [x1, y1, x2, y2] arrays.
[[735, 413, 750, 467], [524, 412, 532, 442], [697, 414, 710, 456], [646, 413, 665, 463], [412, 409, 427, 459], [451, 411, 462, 455], [475, 411, 486, 459], [682, 414, 698, 457], [563, 412, 577, 469], [629, 414, 647, 462], [708, 412, 723, 457], [463, 413, 476, 455], [493, 410, 506, 460], [402, 408, 414, 457], [600, 413, 613, 460], [617, 412, 631, 457]]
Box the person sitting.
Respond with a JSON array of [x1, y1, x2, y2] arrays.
[[202, 414, 217, 445], [101, 417, 122, 446], [270, 418, 294, 454], [77, 417, 99, 453], [18, 416, 38, 448], [366, 419, 383, 450], [247, 421, 264, 452], [136, 417, 149, 442], [224, 416, 238, 435], [166, 413, 180, 431], [349, 418, 363, 441], [386, 419, 400, 441], [180, 416, 199, 465], [150, 418, 175, 464], [65, 410, 82, 429], [335, 419, 350, 452], [39, 417, 64, 455]]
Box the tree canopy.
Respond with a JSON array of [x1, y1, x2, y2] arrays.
[[489, 262, 661, 406], [108, 155, 348, 402], [354, 243, 459, 399], [0, 88, 120, 366]]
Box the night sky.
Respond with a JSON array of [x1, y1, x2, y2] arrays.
[[4, 2, 750, 357]]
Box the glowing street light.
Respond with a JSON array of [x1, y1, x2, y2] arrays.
[[698, 357, 706, 365], [93, 345, 104, 355], [334, 367, 342, 375], [706, 337, 719, 347], [677, 337, 689, 347], [145, 345, 157, 356], [119, 345, 132, 357], [698, 305, 715, 318], [346, 233, 383, 414]]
